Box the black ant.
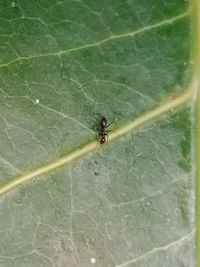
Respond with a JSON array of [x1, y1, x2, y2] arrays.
[[98, 116, 113, 144]]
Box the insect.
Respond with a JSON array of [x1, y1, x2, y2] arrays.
[[98, 116, 113, 144]]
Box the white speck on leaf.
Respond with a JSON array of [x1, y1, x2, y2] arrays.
[[11, 2, 16, 7], [35, 99, 40, 104], [90, 258, 96, 264]]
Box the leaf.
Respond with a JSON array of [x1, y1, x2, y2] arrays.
[[0, 1, 195, 267]]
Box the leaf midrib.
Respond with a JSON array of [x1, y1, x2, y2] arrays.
[[0, 86, 194, 196]]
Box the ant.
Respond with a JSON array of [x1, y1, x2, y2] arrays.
[[98, 116, 113, 144]]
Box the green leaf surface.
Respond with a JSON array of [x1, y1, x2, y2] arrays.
[[0, 0, 195, 266]]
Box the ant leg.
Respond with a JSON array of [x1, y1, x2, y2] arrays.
[[106, 117, 115, 128], [106, 129, 115, 133]]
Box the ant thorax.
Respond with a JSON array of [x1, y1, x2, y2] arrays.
[[101, 117, 107, 127]]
